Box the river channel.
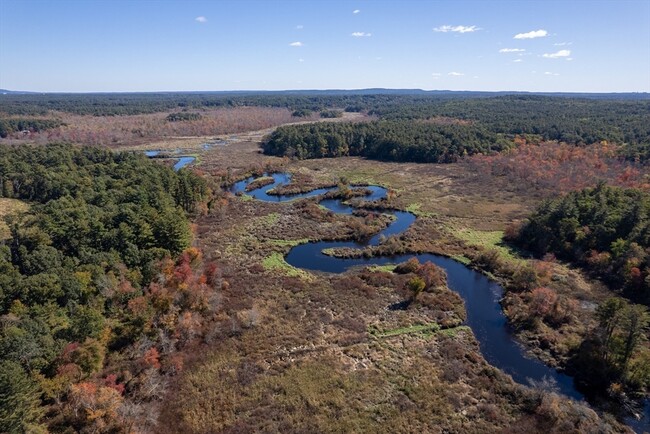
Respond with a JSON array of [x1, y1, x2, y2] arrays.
[[231, 172, 649, 432]]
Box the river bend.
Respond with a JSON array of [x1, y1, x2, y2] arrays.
[[231, 172, 649, 432]]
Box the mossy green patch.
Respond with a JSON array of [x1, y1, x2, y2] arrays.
[[452, 255, 471, 265], [437, 325, 471, 337], [262, 252, 312, 280], [453, 228, 526, 265], [367, 264, 397, 273], [246, 212, 281, 232], [405, 203, 434, 218], [369, 323, 471, 339], [369, 322, 441, 338], [268, 238, 309, 247], [260, 212, 280, 225]]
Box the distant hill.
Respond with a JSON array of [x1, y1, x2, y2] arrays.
[[157, 89, 650, 100], [0, 89, 38, 95], [0, 88, 648, 100]]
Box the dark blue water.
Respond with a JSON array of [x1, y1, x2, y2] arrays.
[[286, 241, 581, 399], [230, 173, 333, 201], [233, 173, 649, 432]]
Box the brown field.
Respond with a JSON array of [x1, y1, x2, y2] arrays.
[[0, 107, 315, 148], [0, 108, 368, 151], [159, 195, 609, 432]]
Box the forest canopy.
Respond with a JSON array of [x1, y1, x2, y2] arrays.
[[515, 184, 650, 306], [262, 120, 513, 163], [0, 118, 65, 138], [0, 144, 209, 431]]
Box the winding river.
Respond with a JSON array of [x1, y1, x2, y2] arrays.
[[232, 172, 650, 432]]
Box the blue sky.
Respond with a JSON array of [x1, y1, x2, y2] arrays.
[[1, 0, 649, 92]]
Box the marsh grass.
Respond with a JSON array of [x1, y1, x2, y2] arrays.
[[262, 252, 312, 280], [369, 322, 441, 338], [453, 227, 527, 266]]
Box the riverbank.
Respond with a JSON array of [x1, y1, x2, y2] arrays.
[[135, 124, 646, 430], [155, 171, 633, 432]]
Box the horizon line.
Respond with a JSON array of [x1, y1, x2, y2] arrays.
[[2, 88, 649, 95]]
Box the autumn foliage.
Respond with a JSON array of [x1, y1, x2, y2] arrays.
[[25, 247, 232, 433], [67, 382, 124, 431], [467, 141, 650, 194]]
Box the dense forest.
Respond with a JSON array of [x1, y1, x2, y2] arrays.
[[0, 92, 409, 116], [370, 96, 650, 153], [0, 118, 66, 138], [252, 95, 649, 162], [515, 184, 650, 306], [263, 121, 513, 163], [0, 145, 213, 432], [1, 91, 648, 117]]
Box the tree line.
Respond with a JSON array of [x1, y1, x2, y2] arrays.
[[263, 120, 513, 163], [0, 118, 65, 138]]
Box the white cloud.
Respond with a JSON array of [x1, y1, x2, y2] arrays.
[[434, 25, 480, 33], [195, 16, 207, 23], [299, 58, 304, 62], [554, 42, 572, 46], [499, 48, 525, 53], [448, 72, 464, 76], [544, 71, 559, 76], [289, 41, 303, 47], [542, 49, 571, 58], [514, 29, 548, 39], [296, 25, 304, 29], [351, 32, 372, 37], [431, 73, 441, 79], [513, 59, 523, 63], [353, 9, 360, 14], [566, 57, 573, 61]]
